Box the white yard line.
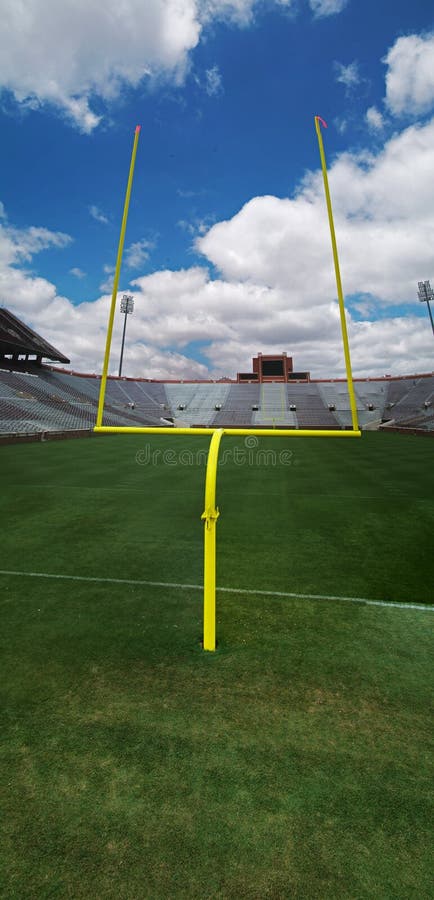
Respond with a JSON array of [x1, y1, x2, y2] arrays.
[[0, 569, 432, 612]]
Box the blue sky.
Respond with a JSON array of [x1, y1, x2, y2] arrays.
[[1, 0, 434, 378]]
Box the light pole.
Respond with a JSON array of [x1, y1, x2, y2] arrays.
[[417, 281, 434, 337], [118, 294, 134, 377]]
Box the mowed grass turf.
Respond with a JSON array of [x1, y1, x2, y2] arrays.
[[0, 431, 433, 898]]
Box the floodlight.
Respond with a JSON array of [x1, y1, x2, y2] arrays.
[[119, 294, 134, 376], [120, 294, 134, 315], [417, 280, 434, 337]]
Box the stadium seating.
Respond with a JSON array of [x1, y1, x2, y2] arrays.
[[164, 383, 231, 426], [2, 304, 431, 436], [0, 366, 163, 434], [386, 377, 434, 425], [286, 383, 338, 428], [1, 366, 434, 436], [212, 384, 260, 426]]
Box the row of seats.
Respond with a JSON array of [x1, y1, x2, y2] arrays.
[[1, 366, 433, 433]]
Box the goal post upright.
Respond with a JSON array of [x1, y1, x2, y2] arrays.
[[315, 115, 359, 432], [96, 125, 141, 428]]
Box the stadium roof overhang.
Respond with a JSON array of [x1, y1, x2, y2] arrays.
[[0, 308, 70, 364]]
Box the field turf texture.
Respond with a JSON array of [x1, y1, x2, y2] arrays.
[[1, 431, 433, 898]]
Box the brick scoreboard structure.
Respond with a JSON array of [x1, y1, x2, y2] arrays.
[[237, 353, 310, 383]]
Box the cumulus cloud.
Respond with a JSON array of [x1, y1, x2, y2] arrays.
[[69, 267, 86, 279], [197, 118, 434, 305], [0, 219, 207, 378], [384, 32, 434, 117], [0, 223, 72, 268], [2, 116, 434, 380], [0, 0, 347, 131], [0, 0, 200, 132]]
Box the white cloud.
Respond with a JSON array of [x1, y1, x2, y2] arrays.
[[366, 106, 385, 132], [309, 0, 348, 19], [0, 0, 344, 131], [99, 264, 115, 293], [0, 0, 201, 132], [334, 61, 360, 93], [334, 117, 348, 135], [199, 0, 260, 26], [70, 267, 86, 279], [89, 205, 109, 225], [125, 239, 155, 270], [60, 96, 102, 134], [178, 214, 216, 237], [384, 32, 434, 117], [197, 118, 434, 306], [2, 117, 434, 380], [204, 65, 224, 97], [0, 223, 71, 267]]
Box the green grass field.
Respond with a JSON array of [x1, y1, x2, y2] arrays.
[[1, 431, 433, 898]]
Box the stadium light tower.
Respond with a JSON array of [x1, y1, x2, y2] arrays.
[[118, 294, 134, 377], [417, 280, 434, 337]]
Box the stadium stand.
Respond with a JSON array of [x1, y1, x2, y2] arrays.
[[384, 377, 434, 425], [0, 311, 433, 437], [317, 384, 357, 428], [0, 366, 166, 435], [3, 367, 434, 436], [384, 378, 414, 408], [212, 384, 259, 426], [164, 383, 231, 426], [317, 382, 390, 429], [286, 383, 338, 428]]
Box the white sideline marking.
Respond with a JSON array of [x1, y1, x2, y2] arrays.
[[0, 569, 432, 612]]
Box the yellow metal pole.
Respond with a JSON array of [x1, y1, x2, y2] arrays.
[[315, 116, 359, 433], [94, 426, 361, 437], [201, 429, 224, 651], [96, 125, 141, 427]]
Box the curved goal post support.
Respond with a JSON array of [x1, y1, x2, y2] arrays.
[[198, 427, 360, 651], [93, 119, 362, 651], [201, 429, 224, 651]]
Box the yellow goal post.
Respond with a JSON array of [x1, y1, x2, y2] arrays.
[[94, 118, 361, 650]]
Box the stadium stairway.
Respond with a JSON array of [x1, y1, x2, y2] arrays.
[[253, 383, 297, 427]]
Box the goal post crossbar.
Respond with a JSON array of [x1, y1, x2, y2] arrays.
[[94, 426, 361, 437]]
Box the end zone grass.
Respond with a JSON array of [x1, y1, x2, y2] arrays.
[[1, 432, 433, 898]]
